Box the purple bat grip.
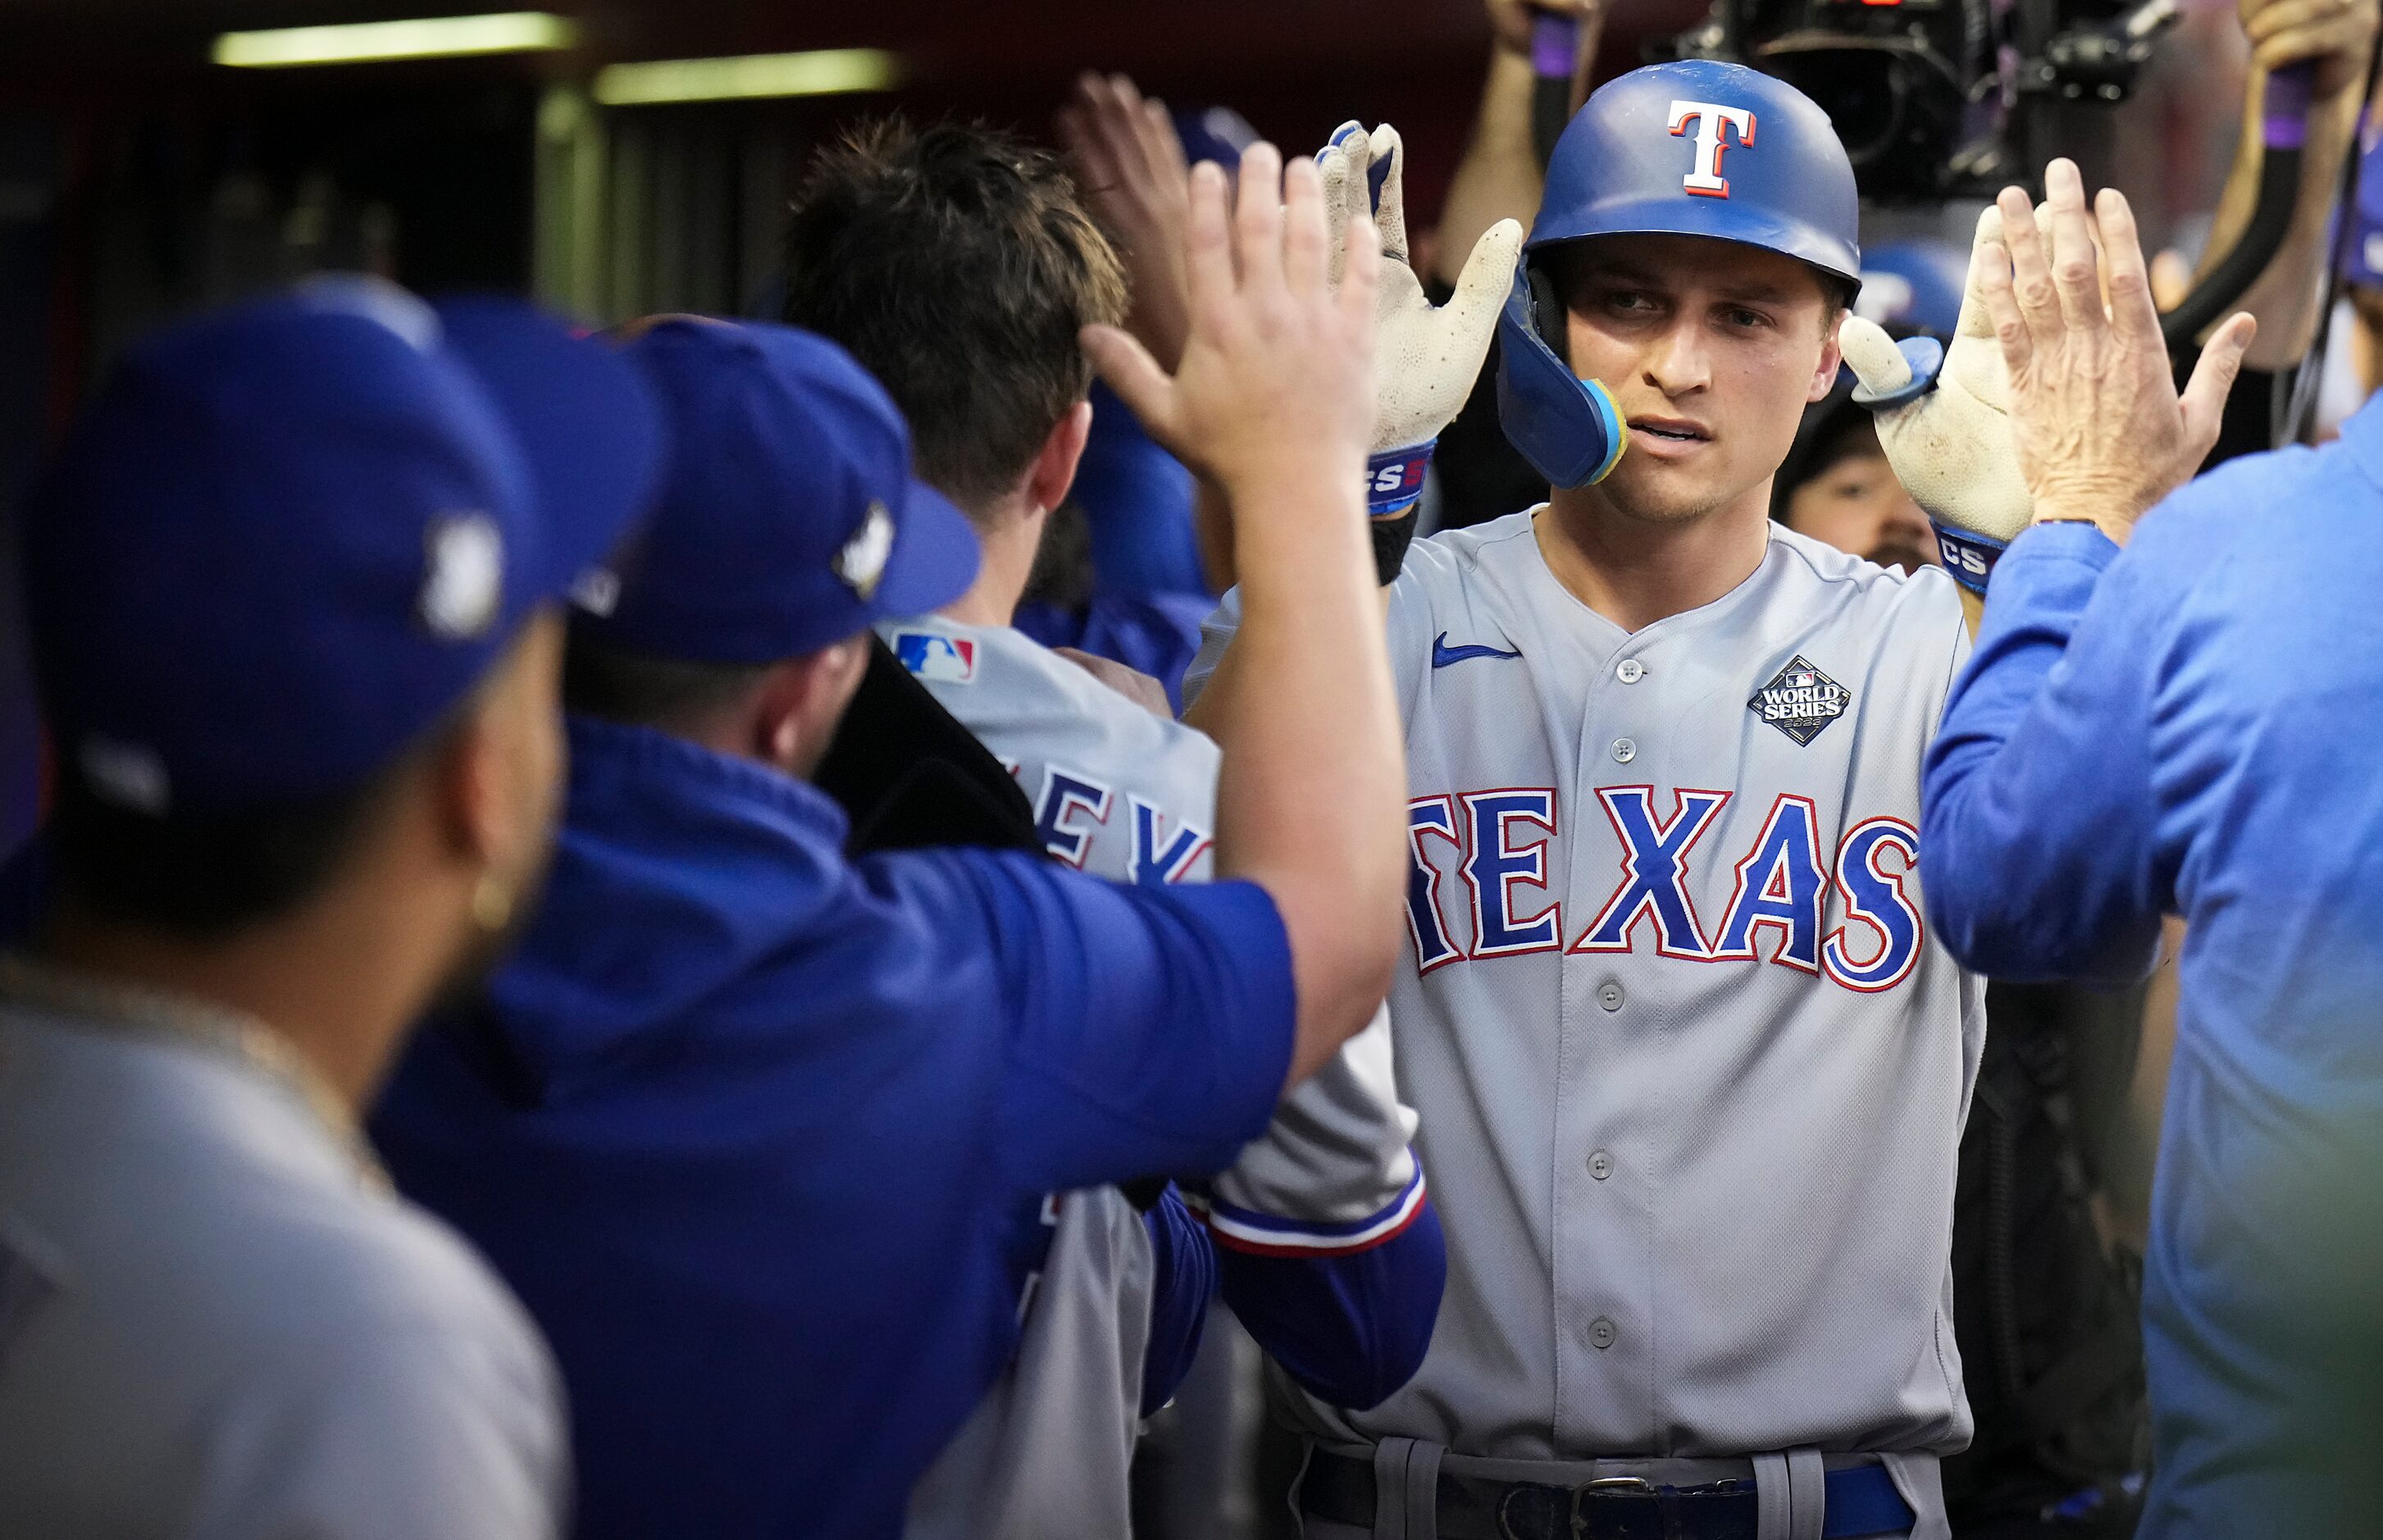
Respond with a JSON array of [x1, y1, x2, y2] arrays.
[[2264, 62, 2314, 150], [1532, 11, 1579, 79]]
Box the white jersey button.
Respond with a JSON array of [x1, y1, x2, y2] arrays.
[[1588, 1316, 1618, 1350], [1616, 658, 1645, 684], [1611, 737, 1637, 763], [1588, 1149, 1613, 1180], [1597, 982, 1624, 1012]]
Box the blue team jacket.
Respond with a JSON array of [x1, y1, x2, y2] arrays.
[[1922, 399, 2383, 1538], [371, 716, 1297, 1540]]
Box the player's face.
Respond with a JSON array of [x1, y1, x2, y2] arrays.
[[1559, 235, 1842, 525], [1784, 449, 1939, 576]]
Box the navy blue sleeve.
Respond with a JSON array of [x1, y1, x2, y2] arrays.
[[1138, 1187, 1216, 1416], [945, 854, 1297, 1197], [1921, 520, 2170, 984], [1216, 1199, 1447, 1410]]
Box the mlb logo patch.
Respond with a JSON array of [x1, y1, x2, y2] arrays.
[[1747, 654, 1848, 746], [891, 631, 977, 684]]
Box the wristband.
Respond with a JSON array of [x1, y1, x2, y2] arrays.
[[1930, 522, 2006, 595], [1365, 440, 1435, 517]]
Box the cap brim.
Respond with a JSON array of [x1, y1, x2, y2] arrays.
[[868, 476, 982, 619], [434, 296, 667, 611]]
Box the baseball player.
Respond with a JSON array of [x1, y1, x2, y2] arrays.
[[1184, 62, 1986, 1538], [777, 116, 1473, 1538]]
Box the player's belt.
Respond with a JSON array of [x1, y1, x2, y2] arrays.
[[1298, 1447, 1915, 1539]]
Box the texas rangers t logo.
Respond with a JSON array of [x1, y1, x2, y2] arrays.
[[1667, 99, 1756, 198]]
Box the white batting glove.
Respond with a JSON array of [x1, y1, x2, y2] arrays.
[[1315, 121, 1523, 517], [1837, 205, 2039, 593]]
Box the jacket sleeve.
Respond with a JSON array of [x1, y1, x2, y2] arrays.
[[1920, 520, 2171, 986]]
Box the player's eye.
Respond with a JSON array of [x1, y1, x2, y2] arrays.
[[1721, 306, 1774, 331], [1600, 290, 1661, 317]]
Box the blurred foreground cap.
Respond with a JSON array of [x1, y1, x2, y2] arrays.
[[585, 318, 979, 663], [24, 276, 665, 818]]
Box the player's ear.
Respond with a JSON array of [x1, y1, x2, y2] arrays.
[[1809, 309, 1847, 405], [755, 636, 871, 781], [432, 613, 566, 866], [1025, 399, 1095, 517]]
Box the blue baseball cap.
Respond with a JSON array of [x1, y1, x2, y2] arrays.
[[23, 276, 665, 818], [581, 318, 979, 663]]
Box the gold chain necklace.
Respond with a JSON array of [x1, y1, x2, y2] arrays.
[[0, 954, 389, 1192]]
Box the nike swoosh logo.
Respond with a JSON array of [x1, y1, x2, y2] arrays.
[[1431, 632, 1523, 668]]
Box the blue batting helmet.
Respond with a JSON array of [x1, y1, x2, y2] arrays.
[[1857, 239, 1967, 338], [1497, 60, 1862, 488]]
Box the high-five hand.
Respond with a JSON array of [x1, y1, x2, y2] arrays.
[[1838, 204, 2039, 587], [1975, 158, 2254, 544], [1082, 145, 1380, 514], [1314, 121, 1521, 506], [1059, 73, 1195, 372]]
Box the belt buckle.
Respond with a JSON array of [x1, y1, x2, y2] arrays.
[[1569, 1476, 1655, 1539]]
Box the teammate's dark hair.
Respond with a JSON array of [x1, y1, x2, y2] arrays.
[[781, 116, 1128, 514], [50, 746, 421, 941], [562, 626, 774, 731]]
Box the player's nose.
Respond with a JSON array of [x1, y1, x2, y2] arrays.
[[1641, 317, 1712, 396]]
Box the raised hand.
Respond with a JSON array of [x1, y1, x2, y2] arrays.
[[1837, 204, 2041, 581], [1081, 145, 1381, 511], [1314, 121, 1522, 485], [2239, 0, 2377, 100], [1059, 73, 1195, 371], [1975, 159, 2254, 543]]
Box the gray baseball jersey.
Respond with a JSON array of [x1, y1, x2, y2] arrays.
[[883, 614, 1426, 1530], [0, 1000, 566, 1540], [1187, 511, 1985, 1463]]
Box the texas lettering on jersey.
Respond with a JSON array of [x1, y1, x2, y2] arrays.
[[995, 759, 1212, 886], [1403, 786, 1922, 992]]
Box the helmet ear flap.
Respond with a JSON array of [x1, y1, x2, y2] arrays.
[[1528, 261, 1570, 367], [1496, 262, 1625, 490]]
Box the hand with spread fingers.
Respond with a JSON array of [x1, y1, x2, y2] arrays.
[[1312, 120, 1522, 517], [1081, 146, 1380, 513], [1059, 72, 1196, 372], [1837, 205, 2044, 588], [1975, 159, 2256, 545]]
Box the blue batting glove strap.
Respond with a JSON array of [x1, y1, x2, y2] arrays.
[[1931, 521, 2007, 595], [1850, 334, 1945, 410], [1367, 441, 1435, 517]]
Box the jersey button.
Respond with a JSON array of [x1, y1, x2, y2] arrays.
[[1611, 737, 1637, 763], [1616, 658, 1645, 684], [1597, 982, 1624, 1012], [1589, 1316, 1618, 1350], [1588, 1149, 1613, 1180]]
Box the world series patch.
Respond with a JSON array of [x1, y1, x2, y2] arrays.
[[1748, 655, 1848, 746]]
